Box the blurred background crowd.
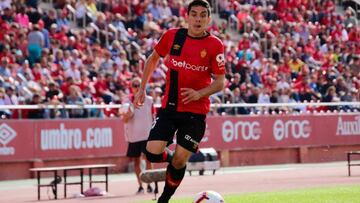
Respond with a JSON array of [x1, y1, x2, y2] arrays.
[[0, 0, 359, 119]]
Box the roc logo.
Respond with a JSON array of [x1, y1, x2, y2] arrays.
[[173, 44, 181, 50], [200, 49, 207, 58]]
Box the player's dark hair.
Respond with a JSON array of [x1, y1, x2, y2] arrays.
[[187, 0, 211, 16]]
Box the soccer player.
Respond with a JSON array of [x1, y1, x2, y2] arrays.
[[134, 0, 225, 202]]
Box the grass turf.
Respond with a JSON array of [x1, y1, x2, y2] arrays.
[[138, 184, 360, 203]]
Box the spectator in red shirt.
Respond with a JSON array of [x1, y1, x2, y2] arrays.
[[31, 63, 43, 82], [93, 73, 113, 104], [61, 76, 76, 96], [112, 0, 130, 16], [237, 33, 251, 51]]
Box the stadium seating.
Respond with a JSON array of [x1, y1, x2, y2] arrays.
[[0, 0, 359, 119]]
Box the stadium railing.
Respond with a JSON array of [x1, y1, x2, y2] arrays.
[[89, 22, 100, 42], [66, 4, 76, 24], [108, 24, 119, 42], [1, 101, 359, 119]]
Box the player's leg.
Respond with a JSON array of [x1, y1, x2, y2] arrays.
[[158, 112, 206, 203], [145, 110, 176, 163], [157, 145, 192, 203]]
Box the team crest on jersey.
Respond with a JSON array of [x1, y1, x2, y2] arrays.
[[173, 44, 181, 50], [200, 49, 207, 58]]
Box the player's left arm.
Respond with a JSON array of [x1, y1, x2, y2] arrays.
[[181, 74, 225, 104], [181, 38, 226, 104]]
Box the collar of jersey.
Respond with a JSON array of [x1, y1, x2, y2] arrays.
[[187, 31, 210, 40]]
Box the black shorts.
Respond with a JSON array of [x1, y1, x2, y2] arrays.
[[126, 140, 147, 157], [149, 109, 206, 153]]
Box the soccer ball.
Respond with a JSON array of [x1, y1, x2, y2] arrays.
[[193, 191, 225, 203]]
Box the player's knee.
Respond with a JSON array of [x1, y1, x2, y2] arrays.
[[171, 156, 187, 169], [145, 149, 163, 163]]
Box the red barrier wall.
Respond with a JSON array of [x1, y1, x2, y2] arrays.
[[1, 113, 360, 180], [202, 114, 360, 149]]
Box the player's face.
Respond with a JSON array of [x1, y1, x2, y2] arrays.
[[187, 6, 211, 37]]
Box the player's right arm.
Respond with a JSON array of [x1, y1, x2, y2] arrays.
[[134, 29, 173, 108], [134, 51, 161, 108]]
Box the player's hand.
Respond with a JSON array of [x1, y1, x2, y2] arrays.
[[134, 88, 145, 108], [181, 88, 202, 104]]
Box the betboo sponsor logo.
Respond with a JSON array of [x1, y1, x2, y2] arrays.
[[171, 58, 208, 71], [222, 120, 261, 143], [0, 123, 16, 155], [273, 119, 311, 141], [41, 123, 113, 150], [336, 116, 360, 136]]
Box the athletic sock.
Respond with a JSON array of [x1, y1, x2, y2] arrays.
[[163, 148, 174, 163], [158, 163, 186, 203]]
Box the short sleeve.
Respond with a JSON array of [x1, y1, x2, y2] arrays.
[[210, 38, 226, 75], [154, 29, 173, 57]]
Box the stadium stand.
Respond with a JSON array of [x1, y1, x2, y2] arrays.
[[0, 0, 359, 119]]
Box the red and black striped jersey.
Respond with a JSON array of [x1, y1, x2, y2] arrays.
[[154, 28, 225, 115]]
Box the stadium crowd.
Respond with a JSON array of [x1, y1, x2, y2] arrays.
[[0, 0, 359, 119]]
